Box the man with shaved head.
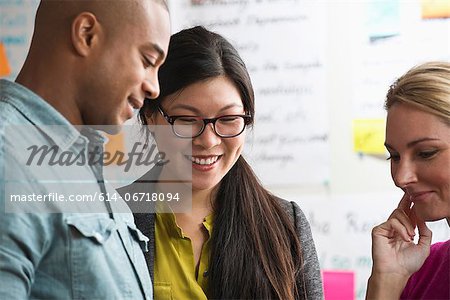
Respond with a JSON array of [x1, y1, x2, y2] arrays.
[[0, 0, 170, 298]]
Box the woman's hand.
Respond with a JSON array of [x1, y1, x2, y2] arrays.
[[366, 194, 433, 300]]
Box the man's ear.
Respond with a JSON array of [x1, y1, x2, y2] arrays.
[[71, 12, 101, 57]]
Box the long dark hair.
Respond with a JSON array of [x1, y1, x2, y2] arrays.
[[139, 26, 304, 300]]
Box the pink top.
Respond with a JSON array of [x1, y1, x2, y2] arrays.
[[401, 240, 450, 300]]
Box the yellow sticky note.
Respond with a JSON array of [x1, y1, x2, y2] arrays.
[[421, 0, 450, 19], [353, 119, 386, 155], [0, 43, 11, 77]]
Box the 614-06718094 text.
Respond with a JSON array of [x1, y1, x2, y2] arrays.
[[120, 192, 180, 202]]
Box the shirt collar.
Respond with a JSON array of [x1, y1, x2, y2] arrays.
[[0, 79, 106, 150], [157, 204, 214, 239]]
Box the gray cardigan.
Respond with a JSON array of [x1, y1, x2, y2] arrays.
[[117, 167, 324, 300]]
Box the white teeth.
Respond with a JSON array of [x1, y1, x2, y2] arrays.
[[187, 155, 219, 165]]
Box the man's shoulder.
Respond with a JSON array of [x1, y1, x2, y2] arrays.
[[0, 99, 26, 126], [0, 100, 33, 163], [0, 80, 29, 124]]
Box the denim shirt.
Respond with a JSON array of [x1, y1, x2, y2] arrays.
[[0, 80, 153, 299]]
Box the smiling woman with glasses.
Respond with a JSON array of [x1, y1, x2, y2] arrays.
[[118, 26, 323, 300]]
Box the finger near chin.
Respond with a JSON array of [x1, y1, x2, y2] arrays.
[[385, 218, 414, 242], [416, 221, 433, 246], [389, 209, 416, 237], [371, 222, 401, 242]]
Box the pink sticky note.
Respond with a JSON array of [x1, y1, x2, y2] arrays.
[[322, 270, 354, 300]]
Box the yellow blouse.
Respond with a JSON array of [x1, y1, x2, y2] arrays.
[[154, 212, 213, 300]]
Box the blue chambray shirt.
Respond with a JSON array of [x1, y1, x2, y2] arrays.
[[0, 79, 153, 299]]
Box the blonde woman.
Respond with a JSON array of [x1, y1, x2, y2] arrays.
[[366, 62, 450, 299]]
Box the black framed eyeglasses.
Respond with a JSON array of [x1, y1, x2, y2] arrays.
[[158, 106, 252, 138]]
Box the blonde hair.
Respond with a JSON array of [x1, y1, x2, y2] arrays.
[[385, 61, 450, 125]]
